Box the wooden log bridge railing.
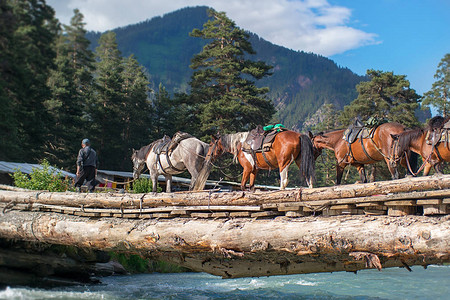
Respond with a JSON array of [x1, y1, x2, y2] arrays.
[[0, 175, 449, 278]]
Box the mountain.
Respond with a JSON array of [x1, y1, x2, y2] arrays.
[[86, 6, 365, 130]]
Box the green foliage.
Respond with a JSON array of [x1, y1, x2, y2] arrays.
[[89, 31, 152, 170], [0, 0, 59, 161], [132, 178, 154, 193], [339, 69, 421, 128], [45, 9, 95, 169], [188, 9, 274, 137], [422, 53, 450, 117], [12, 159, 70, 192]]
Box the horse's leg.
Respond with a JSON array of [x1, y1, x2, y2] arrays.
[[184, 159, 199, 191], [356, 164, 367, 183], [434, 162, 444, 175], [241, 168, 251, 191], [279, 166, 289, 190], [165, 175, 173, 193], [385, 158, 399, 179], [150, 170, 158, 193], [336, 164, 345, 185], [248, 169, 259, 191]]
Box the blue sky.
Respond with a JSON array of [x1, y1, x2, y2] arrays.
[[329, 0, 450, 95], [48, 0, 449, 95]]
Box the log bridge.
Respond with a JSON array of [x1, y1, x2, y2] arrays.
[[1, 175, 449, 278]]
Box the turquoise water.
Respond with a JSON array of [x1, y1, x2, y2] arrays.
[[1, 265, 449, 299]]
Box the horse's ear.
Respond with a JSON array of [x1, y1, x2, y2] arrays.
[[308, 131, 314, 139]]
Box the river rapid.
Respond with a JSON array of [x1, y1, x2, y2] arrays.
[[1, 265, 449, 299]]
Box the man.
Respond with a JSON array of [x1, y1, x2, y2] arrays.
[[74, 138, 99, 192]]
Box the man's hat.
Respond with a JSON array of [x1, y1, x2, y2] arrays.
[[82, 138, 90, 145]]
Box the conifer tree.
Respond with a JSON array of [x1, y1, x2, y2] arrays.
[[90, 31, 125, 170], [0, 0, 20, 160], [422, 53, 450, 117], [45, 9, 95, 169], [340, 69, 420, 128], [120, 54, 152, 169], [152, 83, 174, 137], [189, 9, 274, 136], [0, 0, 59, 161], [91, 32, 152, 170]]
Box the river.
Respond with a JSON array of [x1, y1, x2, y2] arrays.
[[1, 265, 449, 299]]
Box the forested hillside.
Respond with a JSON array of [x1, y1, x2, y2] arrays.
[[86, 6, 365, 130]]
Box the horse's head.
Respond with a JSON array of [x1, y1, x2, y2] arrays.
[[131, 149, 146, 179], [308, 131, 324, 160], [207, 133, 226, 160]]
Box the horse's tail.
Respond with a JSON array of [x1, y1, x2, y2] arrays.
[[191, 145, 214, 191], [297, 134, 316, 187]]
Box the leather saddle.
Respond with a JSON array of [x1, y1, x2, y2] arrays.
[[153, 135, 171, 154], [343, 119, 373, 144], [243, 125, 285, 152], [153, 131, 192, 155], [426, 119, 450, 146]]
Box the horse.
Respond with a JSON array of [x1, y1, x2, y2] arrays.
[[131, 132, 210, 192], [309, 122, 409, 185], [391, 116, 450, 176], [206, 130, 315, 191]]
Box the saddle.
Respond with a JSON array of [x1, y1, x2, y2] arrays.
[[243, 125, 286, 152], [153, 132, 192, 174], [153, 135, 171, 154], [153, 132, 192, 155], [426, 119, 450, 146], [343, 119, 375, 144]]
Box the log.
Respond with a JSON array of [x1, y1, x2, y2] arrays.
[[0, 210, 448, 278], [2, 174, 450, 210]]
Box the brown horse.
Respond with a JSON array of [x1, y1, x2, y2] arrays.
[[207, 130, 315, 190], [310, 122, 408, 184], [391, 116, 450, 175]]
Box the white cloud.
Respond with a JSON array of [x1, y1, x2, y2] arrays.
[[47, 0, 378, 56]]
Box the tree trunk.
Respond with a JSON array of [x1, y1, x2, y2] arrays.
[[0, 210, 448, 278], [1, 174, 450, 209]]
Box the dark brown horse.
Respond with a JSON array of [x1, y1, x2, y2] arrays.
[[206, 130, 315, 190], [310, 122, 408, 184], [391, 116, 450, 175]]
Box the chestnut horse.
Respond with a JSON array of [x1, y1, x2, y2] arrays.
[[310, 122, 409, 184], [206, 130, 315, 190], [391, 116, 450, 175]]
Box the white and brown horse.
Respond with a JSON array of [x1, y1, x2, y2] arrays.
[[206, 130, 315, 190]]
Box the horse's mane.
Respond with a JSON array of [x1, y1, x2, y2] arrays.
[[426, 116, 450, 131], [220, 132, 249, 160], [394, 128, 424, 154], [133, 140, 159, 160]]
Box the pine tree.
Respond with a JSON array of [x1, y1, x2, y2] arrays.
[[45, 9, 95, 169], [422, 53, 450, 117], [152, 83, 173, 137], [339, 69, 420, 128], [0, 0, 59, 161], [120, 54, 152, 169], [90, 31, 125, 170], [189, 9, 274, 136], [91, 32, 152, 170], [0, 0, 20, 160]]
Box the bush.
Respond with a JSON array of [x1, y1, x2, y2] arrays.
[[132, 178, 161, 193], [12, 159, 70, 192]]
